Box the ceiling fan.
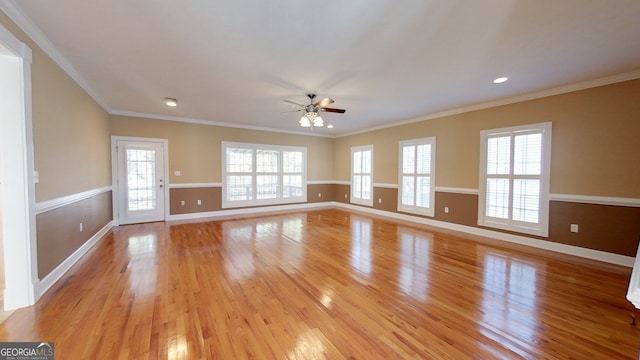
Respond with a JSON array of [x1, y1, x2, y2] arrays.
[[283, 94, 346, 128]]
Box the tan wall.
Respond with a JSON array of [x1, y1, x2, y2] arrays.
[[170, 187, 222, 214], [111, 116, 334, 183], [1, 12, 112, 202], [334, 79, 640, 198], [1, 11, 113, 280]]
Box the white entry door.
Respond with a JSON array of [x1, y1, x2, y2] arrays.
[[114, 138, 167, 225]]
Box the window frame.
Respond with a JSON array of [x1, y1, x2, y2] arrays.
[[397, 136, 436, 217], [221, 141, 307, 208], [351, 145, 374, 207], [478, 122, 552, 237]]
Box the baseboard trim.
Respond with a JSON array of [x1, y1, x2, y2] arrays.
[[332, 202, 634, 267], [35, 221, 113, 299], [167, 202, 332, 222], [169, 200, 633, 266]]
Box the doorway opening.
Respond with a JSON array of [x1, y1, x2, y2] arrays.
[[0, 24, 37, 313], [111, 137, 169, 225]]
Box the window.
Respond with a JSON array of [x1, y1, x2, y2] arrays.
[[478, 122, 552, 236], [351, 145, 373, 206], [398, 137, 436, 216], [222, 142, 306, 208]]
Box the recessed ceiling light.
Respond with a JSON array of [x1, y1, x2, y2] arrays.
[[327, 124, 334, 129], [493, 77, 508, 84], [164, 97, 177, 107]]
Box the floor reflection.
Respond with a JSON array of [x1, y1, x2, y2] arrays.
[[288, 329, 327, 359], [167, 335, 188, 360], [222, 223, 255, 282], [320, 288, 335, 309], [480, 250, 540, 353], [397, 227, 432, 301], [282, 217, 303, 243], [350, 216, 372, 278], [126, 234, 158, 298], [221, 214, 308, 281]]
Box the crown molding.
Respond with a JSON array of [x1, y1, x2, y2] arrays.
[[3, 0, 639, 139], [0, 0, 111, 112], [336, 69, 640, 138], [110, 110, 334, 138]]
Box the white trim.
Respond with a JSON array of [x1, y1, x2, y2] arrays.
[[337, 70, 640, 138], [2, 0, 638, 140], [306, 180, 341, 185], [374, 183, 398, 189], [351, 145, 374, 207], [0, 0, 111, 112], [111, 110, 333, 138], [35, 186, 112, 214], [435, 187, 479, 195], [0, 12, 30, 60], [398, 136, 436, 217], [169, 183, 221, 189], [332, 180, 351, 186], [550, 193, 640, 208], [221, 141, 307, 209], [163, 183, 640, 208], [168, 201, 633, 266], [35, 221, 112, 299], [427, 188, 640, 207], [168, 202, 331, 222], [0, 22, 37, 310], [627, 244, 640, 309], [332, 202, 634, 267], [478, 122, 552, 237]]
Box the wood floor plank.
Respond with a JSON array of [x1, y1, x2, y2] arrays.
[[1, 208, 639, 359]]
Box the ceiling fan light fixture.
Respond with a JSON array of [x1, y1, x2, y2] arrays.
[[286, 94, 345, 130], [305, 111, 318, 121], [299, 116, 311, 127]]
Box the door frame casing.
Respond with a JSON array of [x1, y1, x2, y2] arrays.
[[110, 136, 169, 226], [0, 23, 37, 310]]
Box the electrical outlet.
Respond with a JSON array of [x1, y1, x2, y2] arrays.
[[180, 200, 185, 206], [444, 206, 449, 214], [570, 224, 579, 233], [318, 193, 322, 198], [174, 170, 181, 176], [378, 198, 382, 204], [197, 199, 202, 205], [344, 193, 348, 198], [79, 222, 83, 232]]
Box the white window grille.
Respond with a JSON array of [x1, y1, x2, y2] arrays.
[[398, 137, 436, 216], [222, 142, 306, 208], [478, 122, 552, 236]]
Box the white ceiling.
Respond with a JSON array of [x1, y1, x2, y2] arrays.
[[3, 0, 640, 137]]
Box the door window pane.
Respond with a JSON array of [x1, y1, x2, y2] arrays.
[[126, 148, 157, 211]]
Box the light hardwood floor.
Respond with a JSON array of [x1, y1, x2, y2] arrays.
[[0, 208, 638, 359]]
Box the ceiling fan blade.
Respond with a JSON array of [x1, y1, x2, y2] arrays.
[[313, 97, 334, 108], [280, 109, 302, 114], [321, 107, 346, 113], [283, 99, 305, 107]]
